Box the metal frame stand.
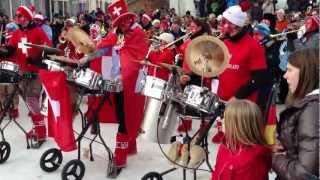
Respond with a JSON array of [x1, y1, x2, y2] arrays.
[[39, 88, 114, 180]]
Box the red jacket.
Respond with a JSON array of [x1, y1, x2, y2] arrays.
[[212, 144, 271, 180], [8, 26, 52, 72], [218, 33, 266, 102], [148, 48, 174, 81]]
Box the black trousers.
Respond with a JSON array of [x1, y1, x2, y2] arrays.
[[114, 91, 127, 134]]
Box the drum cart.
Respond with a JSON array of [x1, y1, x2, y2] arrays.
[[0, 66, 43, 163], [39, 87, 116, 180], [38, 63, 123, 180]]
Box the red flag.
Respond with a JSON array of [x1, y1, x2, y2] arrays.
[[39, 70, 76, 152]]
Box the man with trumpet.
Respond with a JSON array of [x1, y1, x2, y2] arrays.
[[212, 5, 268, 143]]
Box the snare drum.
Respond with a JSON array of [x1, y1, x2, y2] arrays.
[[0, 61, 20, 83], [0, 61, 19, 73], [182, 85, 219, 114], [74, 68, 101, 90], [99, 80, 123, 92], [141, 76, 166, 99]]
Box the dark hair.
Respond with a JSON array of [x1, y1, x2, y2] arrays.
[[190, 18, 212, 39], [289, 48, 319, 100], [262, 13, 276, 30]]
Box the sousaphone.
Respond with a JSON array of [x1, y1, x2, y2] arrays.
[[185, 35, 230, 77], [65, 26, 96, 54]]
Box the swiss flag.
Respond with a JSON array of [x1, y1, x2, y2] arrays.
[[39, 70, 76, 152]]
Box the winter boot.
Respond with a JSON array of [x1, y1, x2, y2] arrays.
[[113, 133, 129, 167], [27, 114, 46, 148], [107, 133, 128, 178], [177, 119, 192, 132]]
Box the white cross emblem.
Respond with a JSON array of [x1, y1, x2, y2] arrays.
[[112, 6, 122, 16], [18, 37, 30, 56]]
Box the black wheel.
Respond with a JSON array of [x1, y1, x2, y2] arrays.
[[0, 141, 10, 164], [141, 172, 163, 180], [39, 148, 63, 172], [61, 159, 85, 180]]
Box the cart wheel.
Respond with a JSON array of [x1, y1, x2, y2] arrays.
[[0, 141, 10, 164], [39, 148, 63, 172], [141, 172, 163, 180], [61, 159, 85, 180]]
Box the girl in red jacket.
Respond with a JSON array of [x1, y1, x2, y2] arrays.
[[211, 100, 271, 180]]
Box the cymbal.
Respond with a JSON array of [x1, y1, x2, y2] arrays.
[[65, 27, 96, 54], [159, 63, 184, 73], [131, 60, 160, 68], [25, 43, 63, 54], [47, 54, 78, 64], [185, 35, 230, 78]]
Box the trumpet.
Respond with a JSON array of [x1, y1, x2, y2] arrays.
[[164, 32, 192, 49], [269, 28, 305, 38]]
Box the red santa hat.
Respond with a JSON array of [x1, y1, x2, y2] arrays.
[[142, 13, 152, 22], [160, 19, 169, 31], [305, 15, 320, 32], [34, 14, 44, 21], [107, 0, 137, 28], [16, 5, 34, 21]]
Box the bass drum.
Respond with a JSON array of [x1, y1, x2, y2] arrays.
[[140, 98, 178, 144]]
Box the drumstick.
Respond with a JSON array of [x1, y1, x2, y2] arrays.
[[48, 54, 79, 64], [131, 60, 160, 68]]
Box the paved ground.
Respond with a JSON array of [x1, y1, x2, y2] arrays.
[[0, 98, 281, 180]]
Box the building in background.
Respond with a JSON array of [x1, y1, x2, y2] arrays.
[[0, 0, 291, 22], [0, 0, 170, 21], [0, 0, 112, 20]]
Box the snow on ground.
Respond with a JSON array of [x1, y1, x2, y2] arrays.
[[0, 98, 279, 180]]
